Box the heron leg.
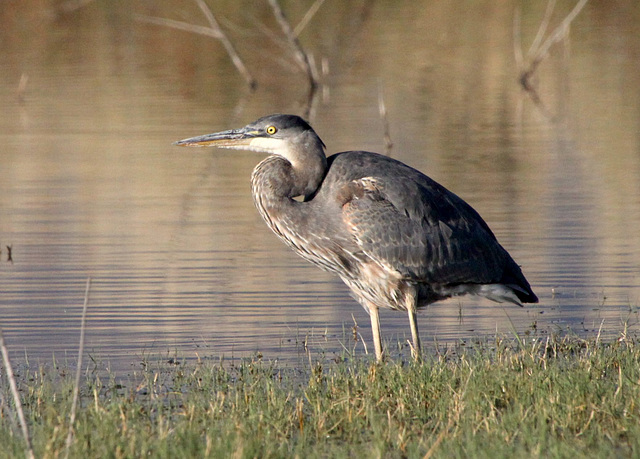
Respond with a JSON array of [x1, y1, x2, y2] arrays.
[[408, 308, 421, 360], [407, 292, 421, 360], [367, 302, 384, 362]]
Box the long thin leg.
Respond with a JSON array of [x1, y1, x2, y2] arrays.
[[408, 308, 421, 360], [406, 291, 421, 360], [367, 302, 383, 362]]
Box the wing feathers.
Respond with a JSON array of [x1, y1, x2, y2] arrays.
[[340, 176, 508, 284]]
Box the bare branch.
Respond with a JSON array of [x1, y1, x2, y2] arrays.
[[527, 0, 556, 59], [136, 15, 223, 39], [192, 0, 257, 89], [136, 0, 257, 90], [16, 74, 28, 104], [378, 82, 393, 155], [517, 0, 589, 113], [194, 0, 219, 29], [267, 0, 319, 90], [293, 0, 326, 38], [513, 6, 524, 71], [529, 0, 588, 70]]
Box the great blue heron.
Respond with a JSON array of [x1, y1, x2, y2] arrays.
[[176, 114, 538, 361]]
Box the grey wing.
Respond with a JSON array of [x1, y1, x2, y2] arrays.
[[340, 177, 509, 284]]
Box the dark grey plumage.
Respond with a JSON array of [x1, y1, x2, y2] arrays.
[[176, 114, 538, 361]]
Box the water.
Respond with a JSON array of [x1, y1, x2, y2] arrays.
[[1, 1, 639, 373]]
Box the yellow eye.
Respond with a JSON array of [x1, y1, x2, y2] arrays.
[[266, 125, 277, 135]]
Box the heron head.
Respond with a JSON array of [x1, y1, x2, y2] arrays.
[[174, 114, 326, 160]]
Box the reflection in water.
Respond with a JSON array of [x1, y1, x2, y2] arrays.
[[0, 1, 639, 373]]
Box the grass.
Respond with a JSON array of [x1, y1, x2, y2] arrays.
[[1, 334, 639, 458]]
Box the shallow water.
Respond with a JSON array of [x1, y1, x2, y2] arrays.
[[1, 1, 639, 373]]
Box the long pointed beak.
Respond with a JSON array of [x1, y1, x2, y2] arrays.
[[174, 127, 259, 148]]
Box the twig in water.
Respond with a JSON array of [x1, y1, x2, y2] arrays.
[[192, 0, 256, 90], [136, 0, 256, 89], [377, 82, 393, 155], [136, 15, 223, 39], [515, 0, 589, 110], [526, 0, 557, 59], [513, 7, 524, 71], [17, 74, 28, 103], [293, 0, 326, 38], [267, 0, 319, 91], [525, 0, 588, 78], [0, 328, 35, 459], [64, 277, 92, 458]]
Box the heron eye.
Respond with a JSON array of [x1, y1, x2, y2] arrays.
[[266, 125, 277, 135]]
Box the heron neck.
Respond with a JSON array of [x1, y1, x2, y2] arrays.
[[251, 153, 326, 238], [251, 149, 326, 200]]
